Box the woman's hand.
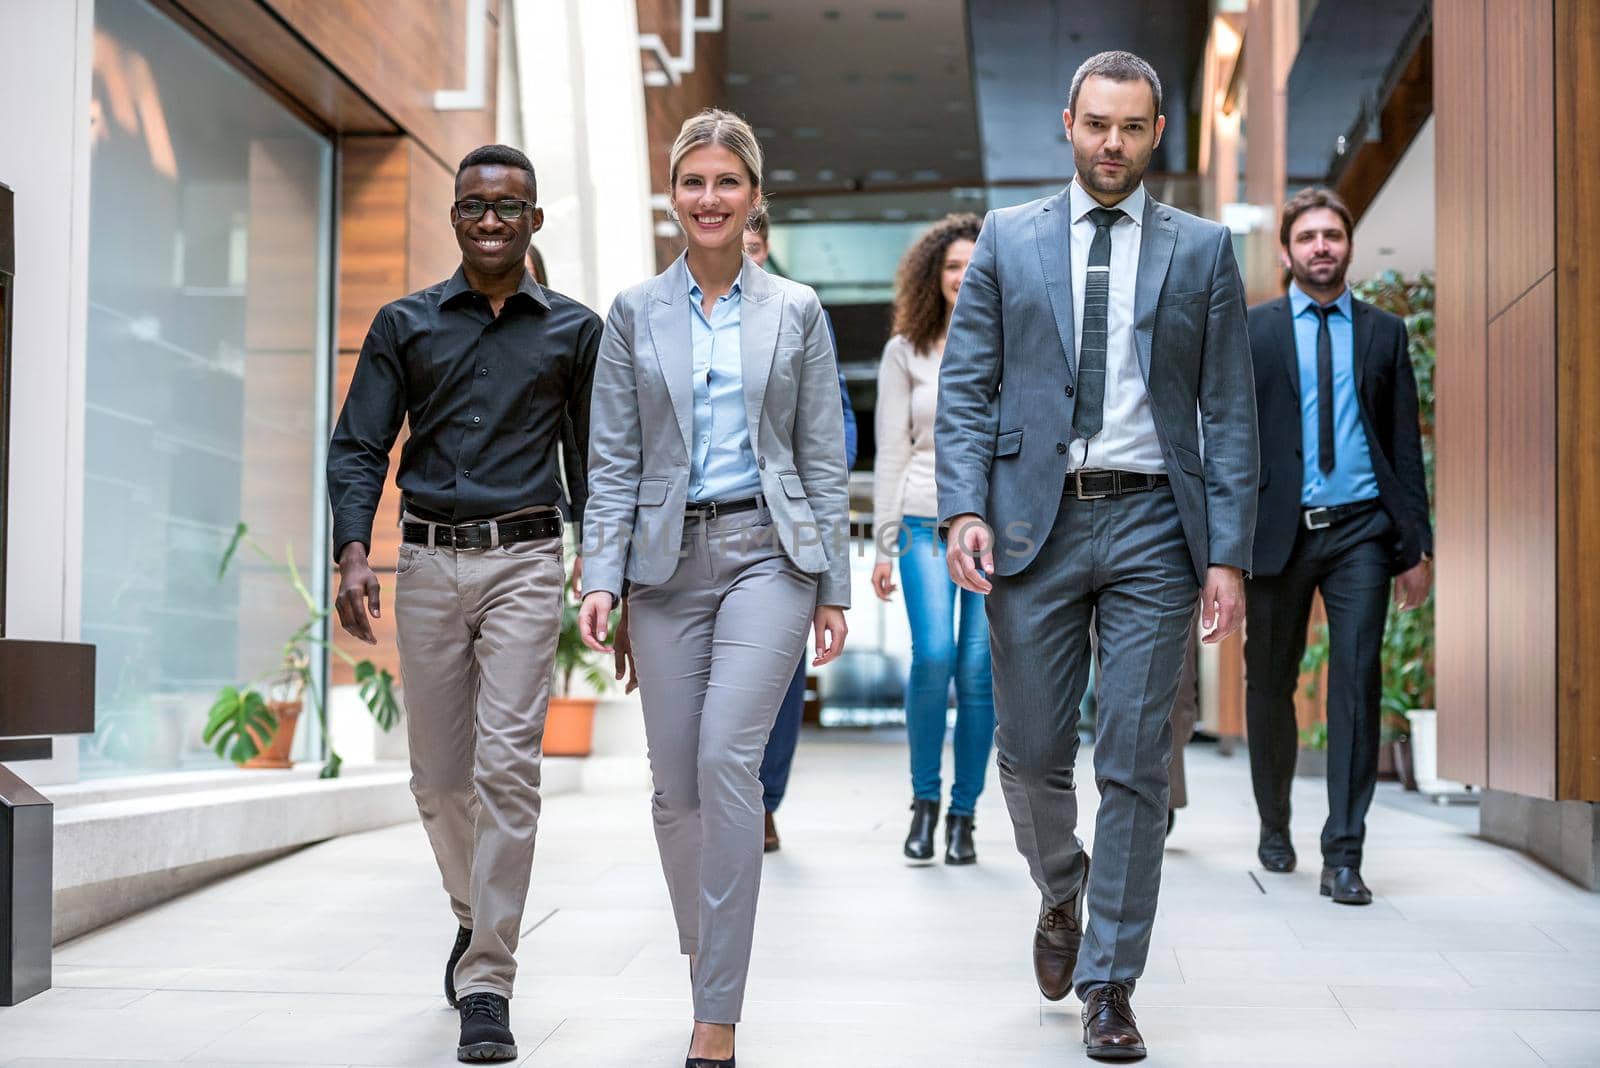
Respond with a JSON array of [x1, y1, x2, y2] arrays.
[[870, 561, 897, 602], [811, 606, 848, 667], [578, 591, 616, 653], [612, 598, 639, 693]]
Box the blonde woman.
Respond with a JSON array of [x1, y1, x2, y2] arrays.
[[871, 214, 995, 866], [578, 108, 850, 1067]]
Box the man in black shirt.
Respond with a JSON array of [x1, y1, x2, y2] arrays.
[[328, 144, 599, 1064]]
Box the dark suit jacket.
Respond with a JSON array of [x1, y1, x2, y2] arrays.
[[1247, 294, 1433, 578]]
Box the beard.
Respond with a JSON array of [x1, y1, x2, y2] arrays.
[[1073, 145, 1148, 199], [1291, 254, 1350, 292]]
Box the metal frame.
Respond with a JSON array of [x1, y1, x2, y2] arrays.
[[0, 182, 14, 636]]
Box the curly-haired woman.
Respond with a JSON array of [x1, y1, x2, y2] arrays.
[[872, 213, 996, 866]]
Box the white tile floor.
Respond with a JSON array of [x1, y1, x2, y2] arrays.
[[4, 734, 1599, 1067]]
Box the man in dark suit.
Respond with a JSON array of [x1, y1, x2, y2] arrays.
[[1245, 187, 1433, 906]]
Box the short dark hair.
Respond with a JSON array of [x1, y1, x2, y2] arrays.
[[1068, 50, 1163, 119], [456, 144, 537, 202], [1279, 186, 1353, 247]]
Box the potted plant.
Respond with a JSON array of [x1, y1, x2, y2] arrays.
[[544, 561, 620, 757], [202, 522, 401, 778]]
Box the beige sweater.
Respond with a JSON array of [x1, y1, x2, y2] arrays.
[[872, 334, 943, 561]]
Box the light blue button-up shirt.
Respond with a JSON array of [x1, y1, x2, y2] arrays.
[[687, 274, 762, 502], [1289, 282, 1379, 507]]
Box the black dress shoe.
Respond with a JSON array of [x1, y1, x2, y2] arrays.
[[457, 992, 517, 1062], [944, 813, 977, 865], [904, 799, 939, 863], [1082, 982, 1146, 1061], [1033, 855, 1087, 1002], [1258, 826, 1296, 873], [445, 925, 472, 1007], [763, 810, 780, 853], [1320, 865, 1373, 905]]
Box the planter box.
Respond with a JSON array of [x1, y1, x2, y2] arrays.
[[544, 696, 596, 757]]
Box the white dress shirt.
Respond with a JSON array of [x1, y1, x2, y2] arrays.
[[1068, 178, 1164, 473]]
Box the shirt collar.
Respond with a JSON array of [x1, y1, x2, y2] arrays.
[[1288, 280, 1352, 319], [1069, 177, 1145, 227], [439, 265, 551, 311], [686, 264, 742, 304]]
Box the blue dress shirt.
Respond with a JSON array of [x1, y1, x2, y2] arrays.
[[1289, 282, 1379, 507], [687, 275, 763, 502]]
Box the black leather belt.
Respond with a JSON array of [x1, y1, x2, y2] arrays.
[[684, 495, 764, 521], [1302, 499, 1380, 531], [402, 513, 563, 549], [1064, 469, 1169, 501]]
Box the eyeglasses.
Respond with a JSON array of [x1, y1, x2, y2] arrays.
[[454, 198, 534, 221]]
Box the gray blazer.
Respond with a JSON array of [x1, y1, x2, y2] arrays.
[[584, 254, 852, 607], [935, 186, 1258, 582]]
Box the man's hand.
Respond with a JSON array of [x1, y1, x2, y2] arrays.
[[943, 514, 994, 594], [612, 598, 639, 694], [812, 606, 848, 667], [334, 543, 382, 645], [578, 591, 616, 653], [1199, 565, 1245, 644], [1394, 557, 1431, 611], [870, 561, 898, 602]]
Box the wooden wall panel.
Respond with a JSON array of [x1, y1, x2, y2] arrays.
[[338, 137, 410, 351], [1484, 0, 1555, 316], [1487, 276, 1557, 799], [1433, 0, 1490, 786], [1556, 0, 1600, 800], [261, 0, 497, 169], [406, 143, 462, 293]]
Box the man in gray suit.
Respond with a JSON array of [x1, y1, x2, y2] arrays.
[[936, 51, 1256, 1061]]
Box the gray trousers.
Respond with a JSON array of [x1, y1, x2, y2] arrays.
[[625, 504, 819, 1024], [393, 514, 564, 999], [988, 486, 1199, 997]]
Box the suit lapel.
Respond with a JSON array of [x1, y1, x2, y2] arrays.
[[1133, 196, 1177, 383], [1035, 188, 1078, 378], [645, 256, 694, 459], [738, 257, 780, 449], [1274, 296, 1301, 397], [1351, 297, 1376, 389]]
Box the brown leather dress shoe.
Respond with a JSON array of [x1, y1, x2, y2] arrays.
[[1033, 858, 1088, 1001], [763, 810, 780, 853], [1081, 982, 1146, 1061]]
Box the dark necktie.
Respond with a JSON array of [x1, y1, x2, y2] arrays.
[[1314, 303, 1337, 476], [1072, 207, 1123, 443]]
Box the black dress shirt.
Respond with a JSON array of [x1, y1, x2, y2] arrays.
[[328, 267, 601, 555]]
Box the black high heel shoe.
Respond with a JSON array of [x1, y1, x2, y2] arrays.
[[685, 1024, 735, 1067]]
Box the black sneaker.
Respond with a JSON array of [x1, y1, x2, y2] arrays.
[[445, 926, 472, 1008], [457, 992, 517, 1062]]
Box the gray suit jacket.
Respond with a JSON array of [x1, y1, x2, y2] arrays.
[[584, 254, 852, 607], [935, 186, 1258, 582]]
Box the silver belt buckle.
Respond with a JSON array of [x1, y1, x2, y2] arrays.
[[1073, 470, 1111, 501], [1303, 507, 1333, 531], [688, 499, 718, 521]]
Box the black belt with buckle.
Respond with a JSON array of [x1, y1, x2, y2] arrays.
[[402, 512, 563, 549], [1302, 499, 1380, 531], [684, 495, 764, 521], [1064, 469, 1169, 501]]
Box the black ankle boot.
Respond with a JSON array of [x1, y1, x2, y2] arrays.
[[457, 992, 517, 1062], [944, 813, 977, 865], [904, 799, 939, 863], [445, 925, 471, 1007]]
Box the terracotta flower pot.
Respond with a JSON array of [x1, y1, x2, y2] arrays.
[[242, 699, 301, 769], [544, 696, 596, 757]]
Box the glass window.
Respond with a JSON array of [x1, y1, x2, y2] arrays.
[[82, 0, 333, 776]]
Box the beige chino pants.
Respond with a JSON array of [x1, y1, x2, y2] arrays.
[[393, 513, 564, 999]]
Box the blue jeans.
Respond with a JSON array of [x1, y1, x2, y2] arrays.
[[897, 516, 995, 817], [759, 660, 807, 812]]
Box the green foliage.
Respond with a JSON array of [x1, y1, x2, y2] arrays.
[[554, 561, 618, 697], [1300, 272, 1436, 745], [206, 524, 401, 776], [202, 687, 275, 764], [1298, 720, 1328, 751]]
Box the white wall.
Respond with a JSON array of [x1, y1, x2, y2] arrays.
[[501, 0, 654, 315], [1, 0, 94, 785]]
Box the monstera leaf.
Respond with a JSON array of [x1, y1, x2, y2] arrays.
[[354, 660, 401, 732], [203, 687, 276, 764]]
